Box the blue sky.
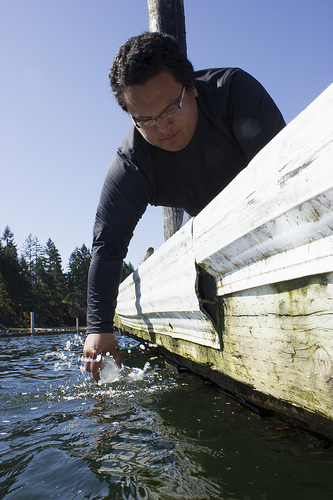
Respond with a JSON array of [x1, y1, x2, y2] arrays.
[[1, 0, 332, 269]]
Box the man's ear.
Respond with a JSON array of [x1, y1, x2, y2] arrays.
[[189, 84, 198, 98]]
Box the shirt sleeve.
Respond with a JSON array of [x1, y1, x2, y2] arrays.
[[227, 69, 286, 160], [86, 151, 150, 334]]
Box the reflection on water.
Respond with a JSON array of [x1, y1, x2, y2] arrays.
[[1, 332, 333, 499]]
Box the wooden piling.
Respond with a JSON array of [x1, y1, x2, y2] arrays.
[[147, 0, 186, 240], [30, 312, 34, 335]]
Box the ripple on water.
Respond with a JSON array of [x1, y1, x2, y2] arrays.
[[1, 332, 333, 500]]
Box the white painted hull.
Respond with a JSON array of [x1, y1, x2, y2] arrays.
[[116, 83, 333, 438]]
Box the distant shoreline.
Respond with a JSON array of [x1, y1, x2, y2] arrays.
[[0, 327, 86, 338]]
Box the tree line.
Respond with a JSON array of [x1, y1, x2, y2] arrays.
[[0, 226, 134, 329]]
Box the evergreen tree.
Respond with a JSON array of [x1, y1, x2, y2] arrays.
[[2, 226, 14, 246], [20, 234, 45, 324], [33, 239, 68, 327], [44, 239, 63, 276], [66, 244, 91, 325], [18, 256, 32, 326], [43, 239, 67, 325], [21, 234, 43, 285], [0, 226, 136, 329], [0, 227, 26, 326], [121, 261, 134, 281]]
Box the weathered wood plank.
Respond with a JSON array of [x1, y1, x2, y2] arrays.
[[116, 221, 220, 348], [217, 233, 333, 296], [222, 273, 333, 416]]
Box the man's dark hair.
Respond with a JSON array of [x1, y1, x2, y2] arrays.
[[110, 32, 195, 111]]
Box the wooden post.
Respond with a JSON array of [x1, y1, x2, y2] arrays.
[[147, 0, 187, 53], [162, 206, 185, 240], [30, 312, 34, 335], [147, 0, 186, 240], [76, 317, 79, 333]]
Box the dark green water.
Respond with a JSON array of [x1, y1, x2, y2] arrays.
[[1, 333, 332, 499]]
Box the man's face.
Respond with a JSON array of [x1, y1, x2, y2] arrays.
[[123, 71, 198, 152]]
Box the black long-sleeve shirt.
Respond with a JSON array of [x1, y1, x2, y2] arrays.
[[86, 68, 285, 334]]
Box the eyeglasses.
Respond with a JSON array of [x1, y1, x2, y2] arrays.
[[132, 86, 185, 129]]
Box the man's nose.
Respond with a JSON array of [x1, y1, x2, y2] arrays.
[[155, 117, 172, 133]]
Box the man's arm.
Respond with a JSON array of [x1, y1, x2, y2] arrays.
[[84, 247, 123, 381], [84, 148, 150, 380]]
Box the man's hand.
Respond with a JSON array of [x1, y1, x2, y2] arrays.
[[83, 333, 123, 382]]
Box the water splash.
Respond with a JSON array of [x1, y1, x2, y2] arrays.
[[127, 361, 154, 382]]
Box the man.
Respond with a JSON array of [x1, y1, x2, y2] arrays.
[[84, 32, 285, 381]]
